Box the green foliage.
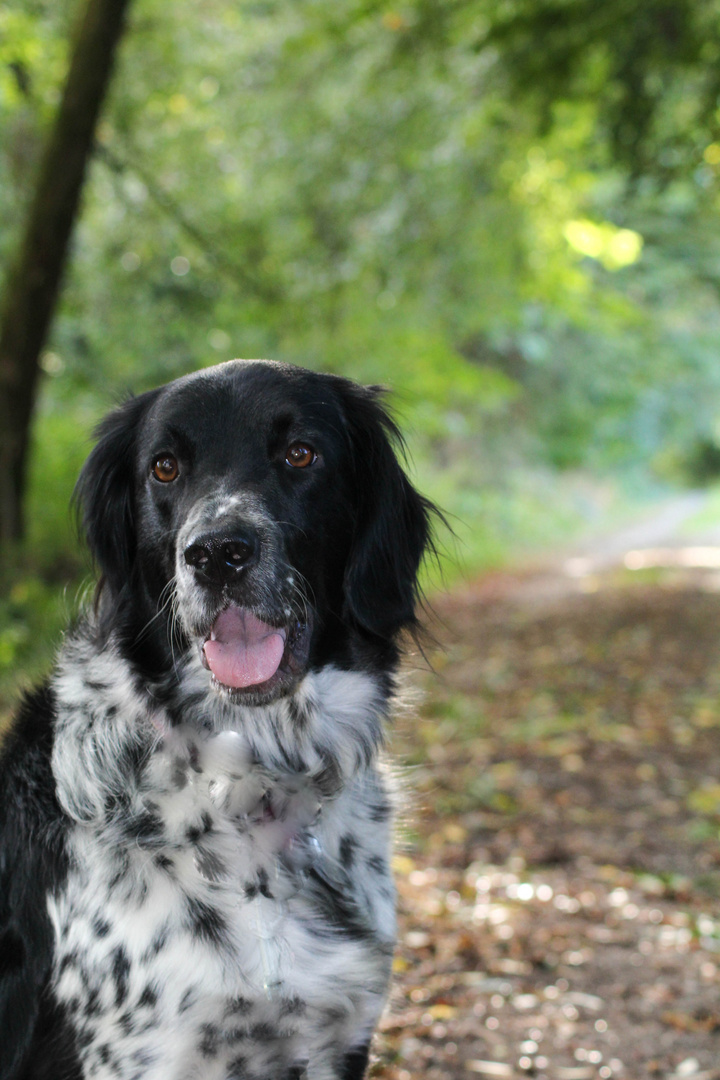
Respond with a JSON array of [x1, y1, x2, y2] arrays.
[[5, 0, 720, 701], [5, 0, 718, 475], [0, 396, 97, 710], [680, 482, 720, 532], [26, 399, 97, 559]]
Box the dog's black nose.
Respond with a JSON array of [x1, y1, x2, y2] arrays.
[[184, 534, 257, 584]]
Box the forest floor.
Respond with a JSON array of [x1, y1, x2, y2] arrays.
[[374, 498, 720, 1080]]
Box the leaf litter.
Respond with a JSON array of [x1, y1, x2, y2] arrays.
[[372, 570, 720, 1079]]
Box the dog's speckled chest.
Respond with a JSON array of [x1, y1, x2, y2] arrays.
[[48, 640, 396, 1080]]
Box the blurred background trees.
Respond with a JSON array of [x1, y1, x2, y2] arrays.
[[3, 0, 720, 690], [0, 0, 131, 542]]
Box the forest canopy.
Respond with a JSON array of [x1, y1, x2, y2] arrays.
[[3, 0, 720, 576]]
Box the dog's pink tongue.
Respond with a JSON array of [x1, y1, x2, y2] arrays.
[[203, 607, 286, 689]]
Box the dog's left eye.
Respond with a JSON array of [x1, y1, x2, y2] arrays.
[[151, 454, 180, 482], [285, 443, 317, 468]]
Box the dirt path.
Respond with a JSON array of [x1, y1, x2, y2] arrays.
[[373, 497, 720, 1080]]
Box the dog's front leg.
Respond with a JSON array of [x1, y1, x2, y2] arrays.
[[338, 1042, 371, 1080]]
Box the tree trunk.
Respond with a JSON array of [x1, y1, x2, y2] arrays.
[[0, 0, 132, 543]]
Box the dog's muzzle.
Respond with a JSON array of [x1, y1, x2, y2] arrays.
[[177, 504, 312, 701]]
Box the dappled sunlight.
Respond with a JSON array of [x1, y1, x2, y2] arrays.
[[563, 220, 643, 271], [563, 547, 720, 594], [560, 547, 720, 600], [378, 855, 716, 1080], [377, 578, 720, 1078], [623, 548, 720, 570]]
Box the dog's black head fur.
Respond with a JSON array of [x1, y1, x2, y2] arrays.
[[74, 360, 435, 703]]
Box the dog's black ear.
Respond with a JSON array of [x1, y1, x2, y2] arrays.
[[340, 383, 436, 640], [73, 390, 160, 596]]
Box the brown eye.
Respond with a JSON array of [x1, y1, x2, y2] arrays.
[[285, 443, 317, 469], [151, 454, 179, 482]]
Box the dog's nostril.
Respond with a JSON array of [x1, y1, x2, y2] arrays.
[[184, 543, 211, 570], [222, 539, 254, 570]]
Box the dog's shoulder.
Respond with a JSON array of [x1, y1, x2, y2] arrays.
[[0, 684, 79, 1079], [0, 682, 68, 940], [2, 683, 63, 824]]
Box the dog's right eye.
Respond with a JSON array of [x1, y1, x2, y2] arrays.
[[285, 443, 317, 469], [151, 454, 180, 483]]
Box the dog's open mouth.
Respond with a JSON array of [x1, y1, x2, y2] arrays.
[[200, 605, 310, 696]]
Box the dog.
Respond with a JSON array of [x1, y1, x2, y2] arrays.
[[0, 360, 436, 1080]]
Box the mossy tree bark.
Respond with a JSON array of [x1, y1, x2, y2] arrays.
[[0, 0, 132, 543]]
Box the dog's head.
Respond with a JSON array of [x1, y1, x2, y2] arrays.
[[75, 360, 436, 703]]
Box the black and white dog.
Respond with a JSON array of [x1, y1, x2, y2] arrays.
[[0, 360, 435, 1080]]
